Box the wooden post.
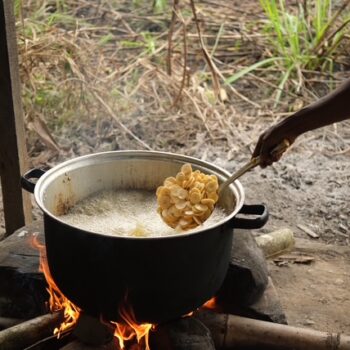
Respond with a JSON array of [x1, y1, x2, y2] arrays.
[[0, 0, 32, 236]]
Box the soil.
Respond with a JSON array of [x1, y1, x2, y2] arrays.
[[1, 0, 349, 339], [269, 239, 350, 333]]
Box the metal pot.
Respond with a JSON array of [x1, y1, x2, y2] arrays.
[[21, 151, 268, 324]]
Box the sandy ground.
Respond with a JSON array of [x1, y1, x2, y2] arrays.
[[269, 239, 350, 333]]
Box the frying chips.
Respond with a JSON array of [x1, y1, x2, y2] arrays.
[[156, 163, 219, 230]]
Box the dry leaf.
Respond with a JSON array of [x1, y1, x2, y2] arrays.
[[28, 113, 60, 153]]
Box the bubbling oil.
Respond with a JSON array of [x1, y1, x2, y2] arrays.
[[59, 189, 227, 237]]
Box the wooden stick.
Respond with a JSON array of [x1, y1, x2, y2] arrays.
[[196, 311, 350, 350], [0, 312, 63, 350], [0, 317, 24, 330]]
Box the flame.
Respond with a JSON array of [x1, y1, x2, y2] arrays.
[[31, 234, 81, 337], [202, 297, 217, 310], [111, 296, 217, 349], [31, 234, 154, 348], [31, 233, 216, 349], [112, 300, 154, 350], [184, 311, 194, 317]]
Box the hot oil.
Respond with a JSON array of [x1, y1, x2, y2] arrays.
[[59, 189, 227, 237]]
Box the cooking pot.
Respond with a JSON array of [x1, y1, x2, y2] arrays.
[[21, 151, 268, 324]]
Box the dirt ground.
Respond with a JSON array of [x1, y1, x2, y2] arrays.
[[0, 0, 349, 339], [269, 239, 350, 333], [236, 123, 350, 333]]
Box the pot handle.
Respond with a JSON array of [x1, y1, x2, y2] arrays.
[[231, 204, 269, 229], [21, 168, 46, 193]]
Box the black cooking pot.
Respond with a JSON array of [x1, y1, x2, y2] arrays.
[[21, 151, 268, 324]]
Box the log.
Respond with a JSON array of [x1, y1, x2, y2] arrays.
[[0, 317, 24, 330], [255, 228, 295, 259], [196, 310, 350, 350], [0, 312, 63, 350]]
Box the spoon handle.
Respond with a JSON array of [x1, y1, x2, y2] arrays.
[[219, 139, 290, 193]]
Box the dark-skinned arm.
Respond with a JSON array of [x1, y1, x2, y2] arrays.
[[253, 78, 350, 167]]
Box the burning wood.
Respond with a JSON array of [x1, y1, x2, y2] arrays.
[[0, 317, 23, 330], [32, 233, 155, 350], [31, 234, 81, 337], [0, 312, 63, 350]]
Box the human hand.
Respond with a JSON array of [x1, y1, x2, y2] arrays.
[[252, 126, 295, 167]]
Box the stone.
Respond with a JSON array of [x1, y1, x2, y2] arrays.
[[216, 229, 269, 307], [151, 317, 215, 350]]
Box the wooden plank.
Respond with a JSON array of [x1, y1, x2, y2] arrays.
[[0, 0, 32, 236]]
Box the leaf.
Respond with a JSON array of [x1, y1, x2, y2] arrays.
[[274, 65, 293, 107], [28, 114, 60, 153], [99, 33, 114, 46], [225, 57, 284, 84], [121, 40, 144, 49]]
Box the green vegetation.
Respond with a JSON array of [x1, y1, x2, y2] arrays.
[[15, 0, 350, 144], [153, 0, 168, 14], [226, 0, 350, 105]]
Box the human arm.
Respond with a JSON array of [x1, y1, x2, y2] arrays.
[[252, 78, 350, 167]]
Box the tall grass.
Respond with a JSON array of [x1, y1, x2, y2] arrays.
[[226, 0, 350, 105]]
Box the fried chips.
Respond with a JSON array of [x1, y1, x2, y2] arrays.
[[156, 163, 219, 230]]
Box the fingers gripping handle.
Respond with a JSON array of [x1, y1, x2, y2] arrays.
[[268, 138, 290, 160]]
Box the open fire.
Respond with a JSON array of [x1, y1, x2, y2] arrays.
[[31, 233, 216, 349], [31, 235, 81, 337], [112, 302, 153, 350]]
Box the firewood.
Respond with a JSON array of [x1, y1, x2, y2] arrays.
[[0, 312, 63, 350], [255, 228, 295, 259], [0, 317, 24, 330], [196, 310, 350, 350]]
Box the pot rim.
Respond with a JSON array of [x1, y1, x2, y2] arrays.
[[34, 150, 245, 239]]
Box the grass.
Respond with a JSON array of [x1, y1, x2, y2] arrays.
[[226, 0, 350, 106]]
